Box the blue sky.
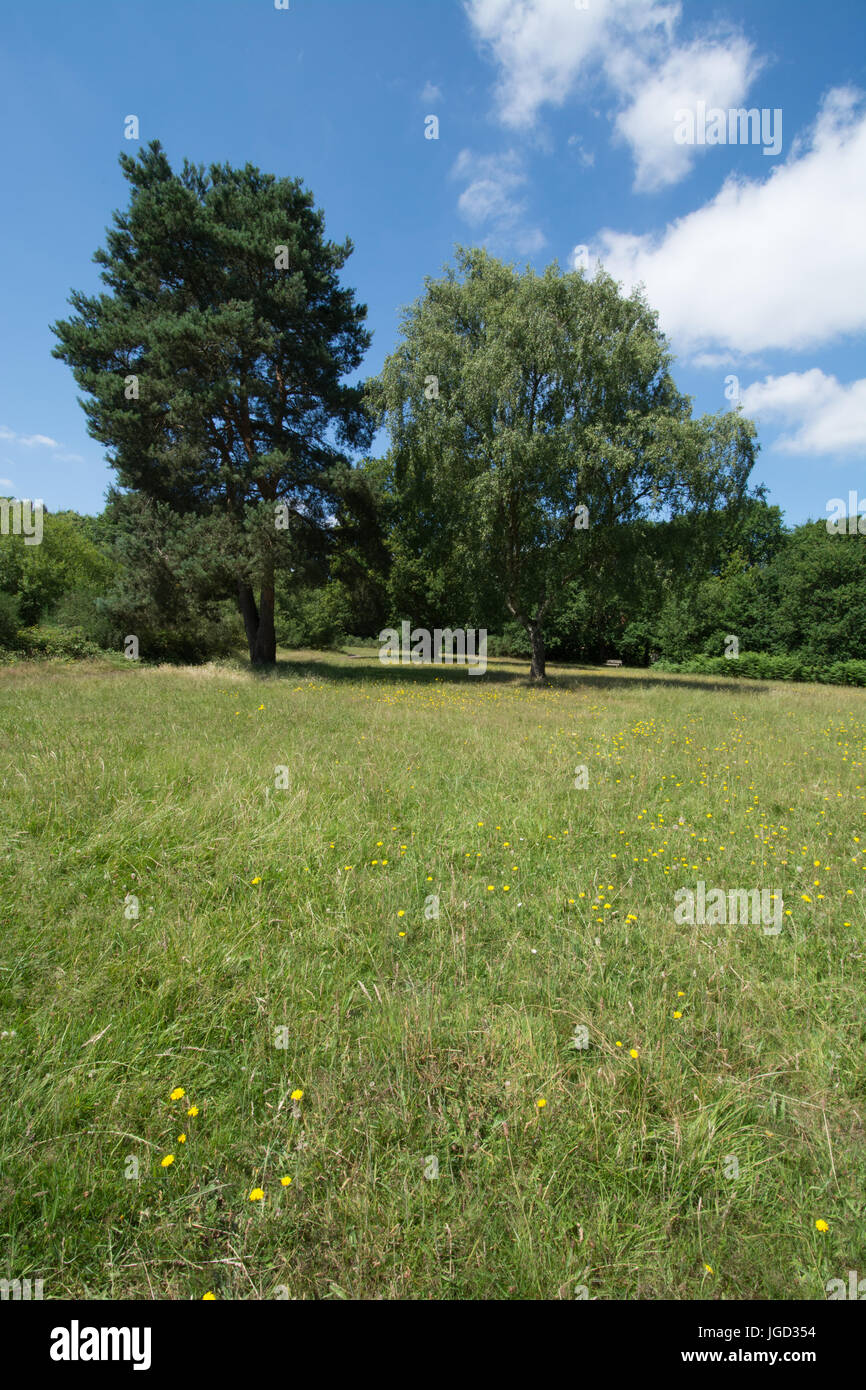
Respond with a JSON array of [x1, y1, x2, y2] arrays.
[[0, 0, 864, 524]]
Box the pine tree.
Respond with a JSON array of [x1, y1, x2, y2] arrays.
[[52, 141, 372, 664]]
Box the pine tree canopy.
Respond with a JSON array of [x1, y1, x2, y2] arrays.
[[52, 140, 373, 663]]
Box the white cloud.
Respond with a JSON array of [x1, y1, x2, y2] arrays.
[[465, 0, 679, 131], [613, 37, 762, 191], [421, 81, 442, 104], [595, 89, 866, 355], [567, 133, 595, 168], [52, 451, 85, 463], [0, 478, 14, 488], [452, 148, 545, 253], [691, 351, 750, 370], [739, 370, 866, 456], [464, 0, 761, 190], [0, 427, 59, 448]]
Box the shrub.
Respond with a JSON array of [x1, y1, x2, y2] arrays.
[[0, 591, 20, 647], [652, 651, 866, 687], [14, 625, 103, 660]]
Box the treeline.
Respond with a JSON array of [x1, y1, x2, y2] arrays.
[[2, 488, 863, 683], [8, 141, 859, 685]]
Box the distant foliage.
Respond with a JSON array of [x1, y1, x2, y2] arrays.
[[653, 653, 866, 687]]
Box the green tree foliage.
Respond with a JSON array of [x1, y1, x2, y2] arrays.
[[0, 505, 112, 628], [763, 520, 866, 660], [371, 248, 760, 679], [92, 489, 245, 662], [51, 141, 372, 664]]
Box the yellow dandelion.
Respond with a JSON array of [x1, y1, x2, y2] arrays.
[[177, 1133, 187, 1144], [291, 1089, 304, 1102], [673, 1011, 682, 1019], [186, 1105, 199, 1117], [704, 1264, 714, 1274], [170, 1087, 185, 1101], [815, 1219, 829, 1232], [248, 1188, 265, 1202], [202, 1292, 216, 1300], [629, 1048, 639, 1058], [397, 909, 405, 917], [536, 1098, 547, 1108], [251, 876, 262, 885], [280, 1175, 292, 1187], [161, 1154, 175, 1168]]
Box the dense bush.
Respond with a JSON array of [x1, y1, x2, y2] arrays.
[[275, 581, 352, 649], [652, 652, 866, 687], [485, 623, 533, 659], [13, 625, 104, 660], [0, 591, 20, 647]]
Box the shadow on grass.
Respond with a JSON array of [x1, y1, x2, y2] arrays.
[[246, 649, 772, 698]]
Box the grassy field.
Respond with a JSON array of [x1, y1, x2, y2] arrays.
[[1, 651, 864, 1300]]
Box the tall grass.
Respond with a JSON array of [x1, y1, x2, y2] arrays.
[[1, 651, 864, 1298]]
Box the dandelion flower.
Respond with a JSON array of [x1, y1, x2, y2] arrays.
[[249, 1188, 265, 1202], [815, 1219, 829, 1232], [629, 1048, 639, 1059], [178, 1133, 187, 1144], [673, 1011, 682, 1019], [170, 1088, 185, 1101], [537, 1098, 547, 1109], [186, 1105, 199, 1117], [280, 1176, 292, 1187], [397, 909, 405, 917], [291, 1089, 304, 1102], [251, 876, 262, 885], [202, 1292, 216, 1300], [704, 1264, 713, 1274], [161, 1154, 175, 1168]]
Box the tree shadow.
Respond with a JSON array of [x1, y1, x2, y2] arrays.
[[248, 649, 772, 698]]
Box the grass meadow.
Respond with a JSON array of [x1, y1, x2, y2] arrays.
[[1, 651, 865, 1300]]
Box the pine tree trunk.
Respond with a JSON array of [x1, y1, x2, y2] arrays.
[[237, 581, 259, 663], [252, 581, 276, 665]]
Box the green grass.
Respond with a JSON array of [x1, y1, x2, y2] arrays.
[[1, 650, 865, 1299]]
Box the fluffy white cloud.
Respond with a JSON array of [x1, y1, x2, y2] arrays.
[[452, 149, 545, 253], [596, 89, 866, 354], [464, 0, 759, 189], [420, 81, 442, 104], [465, 0, 678, 129], [739, 370, 866, 456], [613, 37, 762, 191]]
